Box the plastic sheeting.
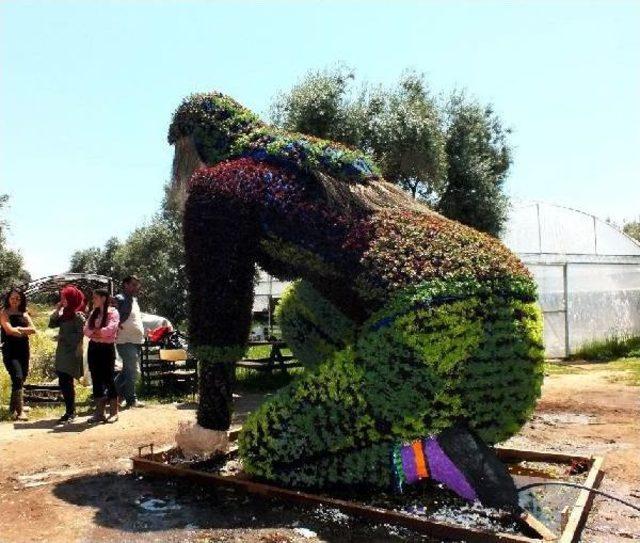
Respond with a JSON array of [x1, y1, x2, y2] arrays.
[[566, 264, 640, 352], [253, 270, 288, 313], [528, 263, 640, 357], [528, 265, 567, 358], [503, 202, 640, 256]]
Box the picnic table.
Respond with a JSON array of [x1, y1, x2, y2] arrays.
[[236, 340, 301, 373], [141, 338, 300, 397]]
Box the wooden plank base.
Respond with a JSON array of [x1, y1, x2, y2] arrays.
[[132, 441, 605, 542]]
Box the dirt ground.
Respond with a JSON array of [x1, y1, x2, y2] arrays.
[[0, 365, 638, 543]]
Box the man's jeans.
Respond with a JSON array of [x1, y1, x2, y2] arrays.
[[115, 343, 141, 405]]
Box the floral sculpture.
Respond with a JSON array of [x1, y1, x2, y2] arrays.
[[169, 92, 544, 507]]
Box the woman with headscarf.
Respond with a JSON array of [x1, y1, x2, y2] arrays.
[[49, 285, 86, 424]]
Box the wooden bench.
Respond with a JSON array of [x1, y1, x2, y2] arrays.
[[237, 340, 301, 373], [23, 383, 63, 404], [159, 348, 198, 398]]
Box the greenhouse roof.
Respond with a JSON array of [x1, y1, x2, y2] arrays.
[[502, 201, 640, 260]]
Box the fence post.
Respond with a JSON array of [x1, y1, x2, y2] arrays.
[[563, 263, 570, 358]]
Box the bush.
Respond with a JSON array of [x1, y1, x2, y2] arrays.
[[27, 304, 57, 382], [276, 280, 355, 369]]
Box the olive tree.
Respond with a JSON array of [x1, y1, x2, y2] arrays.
[[437, 93, 512, 237], [271, 67, 512, 234], [365, 72, 446, 200]]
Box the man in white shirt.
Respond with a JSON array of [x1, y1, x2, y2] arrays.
[[114, 275, 146, 408]]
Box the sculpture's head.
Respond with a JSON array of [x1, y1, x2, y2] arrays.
[[168, 92, 263, 206], [168, 92, 262, 164]]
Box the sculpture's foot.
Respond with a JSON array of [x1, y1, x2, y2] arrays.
[[393, 424, 519, 511], [175, 420, 229, 460]]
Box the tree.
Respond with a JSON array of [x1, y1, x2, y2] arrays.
[[271, 65, 366, 147], [271, 67, 512, 232], [623, 220, 640, 242], [69, 237, 122, 277], [365, 72, 445, 200], [0, 194, 30, 291], [69, 247, 103, 275], [271, 68, 445, 201], [437, 93, 512, 236]]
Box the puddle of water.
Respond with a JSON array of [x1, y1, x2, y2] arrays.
[[135, 496, 182, 513], [15, 467, 89, 488]]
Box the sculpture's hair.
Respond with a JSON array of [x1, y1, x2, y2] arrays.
[[171, 136, 205, 209], [172, 137, 204, 191], [312, 170, 430, 215], [169, 91, 432, 216]]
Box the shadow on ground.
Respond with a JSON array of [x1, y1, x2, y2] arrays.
[[53, 471, 436, 542], [13, 413, 101, 433]]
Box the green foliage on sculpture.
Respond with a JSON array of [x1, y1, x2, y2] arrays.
[[240, 277, 544, 488], [169, 92, 262, 165], [276, 280, 355, 369], [239, 348, 392, 487]]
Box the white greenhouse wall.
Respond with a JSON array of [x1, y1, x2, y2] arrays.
[[506, 202, 640, 357]]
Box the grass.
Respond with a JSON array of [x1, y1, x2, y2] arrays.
[[605, 357, 640, 386], [571, 335, 640, 362], [543, 362, 585, 375], [545, 357, 640, 387], [244, 344, 294, 358], [235, 366, 303, 392]]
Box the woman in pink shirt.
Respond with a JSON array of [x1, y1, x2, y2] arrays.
[[84, 288, 120, 423]]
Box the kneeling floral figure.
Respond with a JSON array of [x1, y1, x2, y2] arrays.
[[169, 92, 544, 509]]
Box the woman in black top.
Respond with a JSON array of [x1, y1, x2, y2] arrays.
[[1, 288, 36, 420]]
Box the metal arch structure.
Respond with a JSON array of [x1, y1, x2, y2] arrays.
[[3, 273, 114, 299]]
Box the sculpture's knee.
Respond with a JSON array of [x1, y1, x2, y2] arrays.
[[357, 287, 544, 444], [277, 280, 356, 369], [239, 349, 381, 486]]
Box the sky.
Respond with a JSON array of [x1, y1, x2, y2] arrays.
[[1, 0, 639, 278]]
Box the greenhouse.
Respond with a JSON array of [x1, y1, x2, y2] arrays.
[[502, 201, 640, 357]]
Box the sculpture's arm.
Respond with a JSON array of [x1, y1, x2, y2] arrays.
[[184, 180, 260, 430]]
